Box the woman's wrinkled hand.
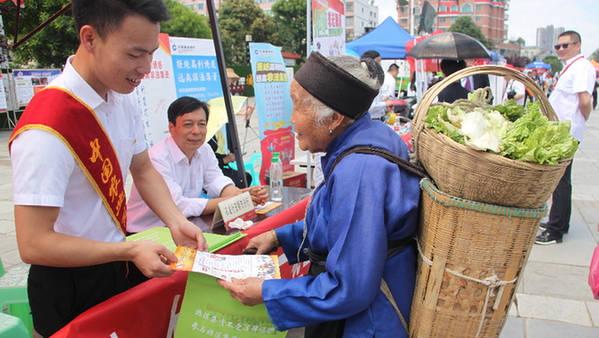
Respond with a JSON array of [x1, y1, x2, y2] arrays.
[[217, 277, 265, 306]]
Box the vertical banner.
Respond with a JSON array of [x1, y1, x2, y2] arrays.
[[170, 36, 228, 147], [134, 33, 177, 147], [0, 73, 8, 111], [133, 35, 225, 147], [249, 43, 295, 184], [169, 37, 224, 101], [312, 0, 345, 56], [13, 69, 60, 106]]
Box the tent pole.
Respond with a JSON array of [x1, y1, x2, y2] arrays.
[[305, 0, 312, 189], [409, 0, 414, 36], [206, 0, 248, 188]]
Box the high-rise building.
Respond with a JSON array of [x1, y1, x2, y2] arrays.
[[345, 0, 379, 40], [536, 25, 564, 53], [396, 0, 510, 44]]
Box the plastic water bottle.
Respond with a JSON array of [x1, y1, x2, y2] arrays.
[[270, 152, 283, 202]]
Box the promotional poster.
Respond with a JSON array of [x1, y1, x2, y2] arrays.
[[249, 43, 295, 184]]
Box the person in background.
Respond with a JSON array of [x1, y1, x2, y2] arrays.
[[9, 1, 208, 336], [593, 72, 598, 110], [407, 71, 417, 97], [127, 96, 268, 233], [505, 78, 526, 105], [544, 71, 555, 97], [535, 30, 595, 245], [462, 59, 491, 92], [217, 52, 421, 337], [381, 63, 399, 98], [361, 50, 393, 120], [437, 59, 469, 103], [530, 69, 544, 89]]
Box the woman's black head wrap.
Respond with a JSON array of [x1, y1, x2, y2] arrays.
[[294, 52, 379, 120]]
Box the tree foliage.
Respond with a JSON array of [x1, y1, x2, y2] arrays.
[[161, 0, 211, 39], [0, 0, 210, 68], [542, 55, 562, 73], [508, 37, 526, 47], [271, 0, 307, 61], [0, 0, 76, 68], [591, 48, 599, 62], [218, 0, 279, 65], [447, 16, 492, 49]]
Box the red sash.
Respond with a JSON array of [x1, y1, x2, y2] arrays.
[[9, 87, 128, 234]]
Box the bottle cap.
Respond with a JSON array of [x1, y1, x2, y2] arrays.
[[271, 152, 280, 163]]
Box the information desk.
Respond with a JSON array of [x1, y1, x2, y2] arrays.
[[51, 187, 312, 338]]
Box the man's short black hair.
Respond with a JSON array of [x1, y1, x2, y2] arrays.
[[388, 63, 399, 72], [440, 59, 466, 76], [72, 0, 171, 40], [361, 50, 381, 60], [559, 30, 582, 43], [168, 96, 210, 125]]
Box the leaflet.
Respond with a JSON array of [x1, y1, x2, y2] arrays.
[[170, 246, 280, 282]]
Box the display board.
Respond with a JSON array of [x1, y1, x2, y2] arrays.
[[248, 43, 295, 184], [133, 34, 224, 146], [312, 0, 345, 56], [13, 69, 61, 106]]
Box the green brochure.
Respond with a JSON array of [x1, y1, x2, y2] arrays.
[[174, 272, 286, 337], [126, 227, 246, 253]]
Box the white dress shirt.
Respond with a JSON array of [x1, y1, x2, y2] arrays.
[[549, 54, 596, 141], [11, 56, 147, 243], [127, 136, 234, 232], [505, 79, 526, 106], [381, 72, 396, 97]]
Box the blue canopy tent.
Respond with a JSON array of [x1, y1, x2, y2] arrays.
[[346, 16, 415, 59], [525, 59, 552, 69]]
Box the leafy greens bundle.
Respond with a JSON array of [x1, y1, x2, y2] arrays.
[[423, 97, 578, 165]]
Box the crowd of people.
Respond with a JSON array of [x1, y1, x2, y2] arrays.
[[6, 0, 597, 336]]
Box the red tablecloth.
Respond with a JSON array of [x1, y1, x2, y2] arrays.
[[51, 198, 309, 338]]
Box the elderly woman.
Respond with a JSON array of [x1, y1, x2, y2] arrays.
[[218, 52, 421, 337]]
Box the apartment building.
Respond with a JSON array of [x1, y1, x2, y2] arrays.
[[345, 0, 379, 40], [396, 0, 509, 44], [536, 25, 564, 54]]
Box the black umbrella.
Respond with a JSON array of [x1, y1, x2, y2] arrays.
[[406, 32, 491, 60]]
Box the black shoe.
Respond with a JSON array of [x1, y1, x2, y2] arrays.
[[535, 230, 563, 245]]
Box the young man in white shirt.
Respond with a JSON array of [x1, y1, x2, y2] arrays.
[[381, 63, 399, 98], [535, 30, 595, 245], [10, 1, 208, 335]]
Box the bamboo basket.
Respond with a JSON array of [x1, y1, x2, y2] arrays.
[[411, 65, 571, 209], [410, 179, 547, 338]]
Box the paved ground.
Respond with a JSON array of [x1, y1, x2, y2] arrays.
[[1, 103, 599, 337]]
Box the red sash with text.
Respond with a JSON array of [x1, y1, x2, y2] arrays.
[[9, 87, 127, 234]]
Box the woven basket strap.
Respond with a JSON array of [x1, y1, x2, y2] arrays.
[[330, 145, 427, 179], [381, 278, 409, 333]]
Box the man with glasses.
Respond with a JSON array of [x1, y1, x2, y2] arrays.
[[535, 30, 595, 245]]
